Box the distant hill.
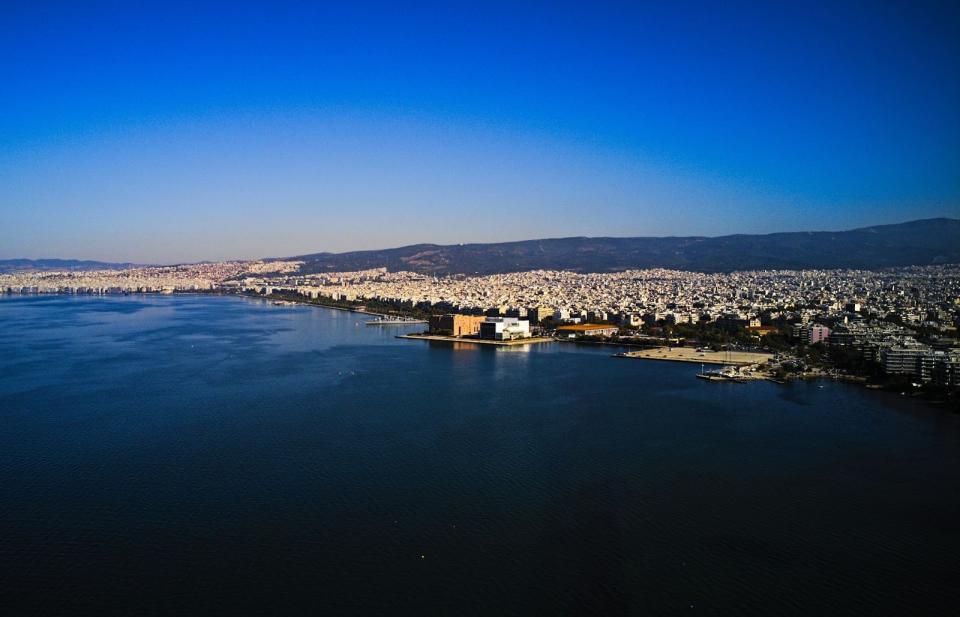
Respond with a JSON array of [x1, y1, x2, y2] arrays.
[[0, 259, 139, 273], [289, 218, 960, 274]]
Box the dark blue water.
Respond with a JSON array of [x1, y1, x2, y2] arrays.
[[1, 295, 958, 615]]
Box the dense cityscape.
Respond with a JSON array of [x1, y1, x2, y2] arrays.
[[5, 261, 959, 395], [6, 1, 960, 612]]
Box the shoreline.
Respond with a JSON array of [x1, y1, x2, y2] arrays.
[[233, 291, 400, 319], [555, 338, 661, 349], [6, 291, 956, 410], [397, 333, 555, 347]]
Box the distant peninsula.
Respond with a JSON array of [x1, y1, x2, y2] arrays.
[[0, 259, 140, 274]]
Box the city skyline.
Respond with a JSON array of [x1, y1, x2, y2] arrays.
[[3, 1, 959, 263]]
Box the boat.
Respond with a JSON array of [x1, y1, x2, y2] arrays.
[[697, 363, 747, 383], [696, 372, 729, 382]]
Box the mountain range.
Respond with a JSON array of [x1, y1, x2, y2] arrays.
[[4, 218, 958, 275], [289, 218, 960, 275]]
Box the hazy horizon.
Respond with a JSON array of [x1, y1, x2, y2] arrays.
[[1, 215, 959, 265], [3, 2, 959, 263]]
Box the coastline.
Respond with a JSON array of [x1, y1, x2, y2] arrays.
[[397, 333, 555, 346], [232, 290, 399, 319], [6, 291, 956, 410], [555, 338, 661, 349]]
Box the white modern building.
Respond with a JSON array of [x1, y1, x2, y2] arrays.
[[479, 317, 531, 341]]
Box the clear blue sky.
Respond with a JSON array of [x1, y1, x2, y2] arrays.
[[2, 1, 958, 263]]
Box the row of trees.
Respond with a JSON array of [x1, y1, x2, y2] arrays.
[[253, 290, 447, 319]]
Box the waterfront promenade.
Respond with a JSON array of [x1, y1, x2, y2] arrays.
[[397, 333, 555, 347]]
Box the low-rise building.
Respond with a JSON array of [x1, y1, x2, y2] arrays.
[[428, 314, 486, 337], [556, 324, 619, 338], [479, 317, 530, 341], [747, 325, 779, 337]]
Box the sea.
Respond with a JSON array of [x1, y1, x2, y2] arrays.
[[1, 294, 958, 615]]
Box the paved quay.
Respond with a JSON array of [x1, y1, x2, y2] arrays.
[[397, 334, 555, 347], [617, 346, 773, 365]]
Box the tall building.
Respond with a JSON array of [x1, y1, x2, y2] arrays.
[[808, 324, 831, 345], [527, 307, 552, 324], [880, 339, 931, 376]]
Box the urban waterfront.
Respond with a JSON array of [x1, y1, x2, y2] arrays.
[[2, 295, 959, 615]]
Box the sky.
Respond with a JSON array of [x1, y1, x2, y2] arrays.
[[2, 0, 958, 263]]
